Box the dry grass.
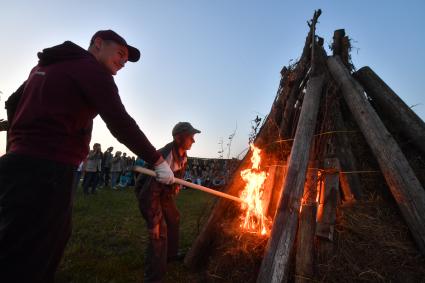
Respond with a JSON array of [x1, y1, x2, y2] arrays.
[[316, 192, 425, 282], [205, 217, 269, 283]]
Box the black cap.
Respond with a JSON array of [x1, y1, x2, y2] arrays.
[[90, 30, 141, 62], [172, 122, 201, 136]]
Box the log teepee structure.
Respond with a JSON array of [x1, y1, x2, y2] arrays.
[[184, 10, 425, 282]]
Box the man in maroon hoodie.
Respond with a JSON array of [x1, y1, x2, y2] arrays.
[[0, 30, 174, 283]]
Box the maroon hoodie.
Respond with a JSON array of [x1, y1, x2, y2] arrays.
[[8, 41, 160, 166]]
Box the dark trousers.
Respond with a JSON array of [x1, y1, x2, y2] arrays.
[[82, 171, 99, 194], [101, 167, 111, 186], [0, 153, 75, 283], [144, 193, 180, 283]]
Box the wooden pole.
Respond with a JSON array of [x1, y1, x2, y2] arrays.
[[327, 56, 425, 254], [262, 165, 278, 215], [332, 29, 350, 67], [295, 161, 318, 283], [316, 158, 340, 260], [133, 166, 245, 204], [333, 103, 362, 200], [354, 66, 425, 156], [279, 10, 321, 140], [267, 164, 287, 219], [257, 74, 325, 283]]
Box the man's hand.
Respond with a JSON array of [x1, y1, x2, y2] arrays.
[[154, 159, 174, 185], [0, 119, 8, 132], [149, 223, 160, 240]]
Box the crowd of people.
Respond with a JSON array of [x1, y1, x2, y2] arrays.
[[73, 143, 141, 194], [184, 157, 238, 189], [74, 143, 238, 195]]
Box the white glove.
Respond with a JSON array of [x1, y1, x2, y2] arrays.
[[154, 160, 175, 185]]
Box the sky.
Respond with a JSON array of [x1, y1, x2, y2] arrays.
[[0, 1, 424, 159]]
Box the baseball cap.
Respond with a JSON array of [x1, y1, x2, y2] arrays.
[[90, 30, 141, 62], [172, 122, 201, 136]]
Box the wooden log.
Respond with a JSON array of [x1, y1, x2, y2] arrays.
[[327, 56, 425, 254], [333, 103, 362, 200], [317, 159, 339, 234], [280, 83, 301, 138], [354, 66, 425, 156], [279, 10, 320, 139], [295, 161, 318, 283], [262, 165, 278, 215], [332, 29, 345, 57], [257, 74, 325, 283], [316, 158, 340, 260], [267, 163, 287, 219], [332, 29, 351, 69]]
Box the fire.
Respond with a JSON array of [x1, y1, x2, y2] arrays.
[[239, 144, 270, 235]]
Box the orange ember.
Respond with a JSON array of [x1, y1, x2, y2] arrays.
[[239, 144, 270, 236]]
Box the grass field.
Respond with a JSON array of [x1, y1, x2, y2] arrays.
[[56, 185, 215, 283]]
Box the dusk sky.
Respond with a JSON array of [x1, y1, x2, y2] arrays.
[[1, 1, 424, 158]]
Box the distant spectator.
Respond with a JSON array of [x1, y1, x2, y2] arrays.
[[121, 152, 127, 168], [117, 171, 133, 189], [101, 146, 113, 187], [119, 153, 127, 180], [82, 143, 102, 195], [128, 157, 136, 186], [111, 151, 123, 189], [184, 169, 192, 182], [133, 156, 145, 180], [212, 173, 226, 188]]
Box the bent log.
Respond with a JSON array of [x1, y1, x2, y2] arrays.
[[257, 74, 325, 283], [327, 56, 425, 254]]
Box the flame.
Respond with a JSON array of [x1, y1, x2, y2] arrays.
[[299, 197, 304, 213], [316, 171, 322, 203], [239, 144, 270, 235]]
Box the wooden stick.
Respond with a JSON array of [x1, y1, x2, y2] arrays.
[[310, 9, 321, 74], [133, 166, 245, 204]]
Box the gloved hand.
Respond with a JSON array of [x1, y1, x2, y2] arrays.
[[154, 160, 175, 185]]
